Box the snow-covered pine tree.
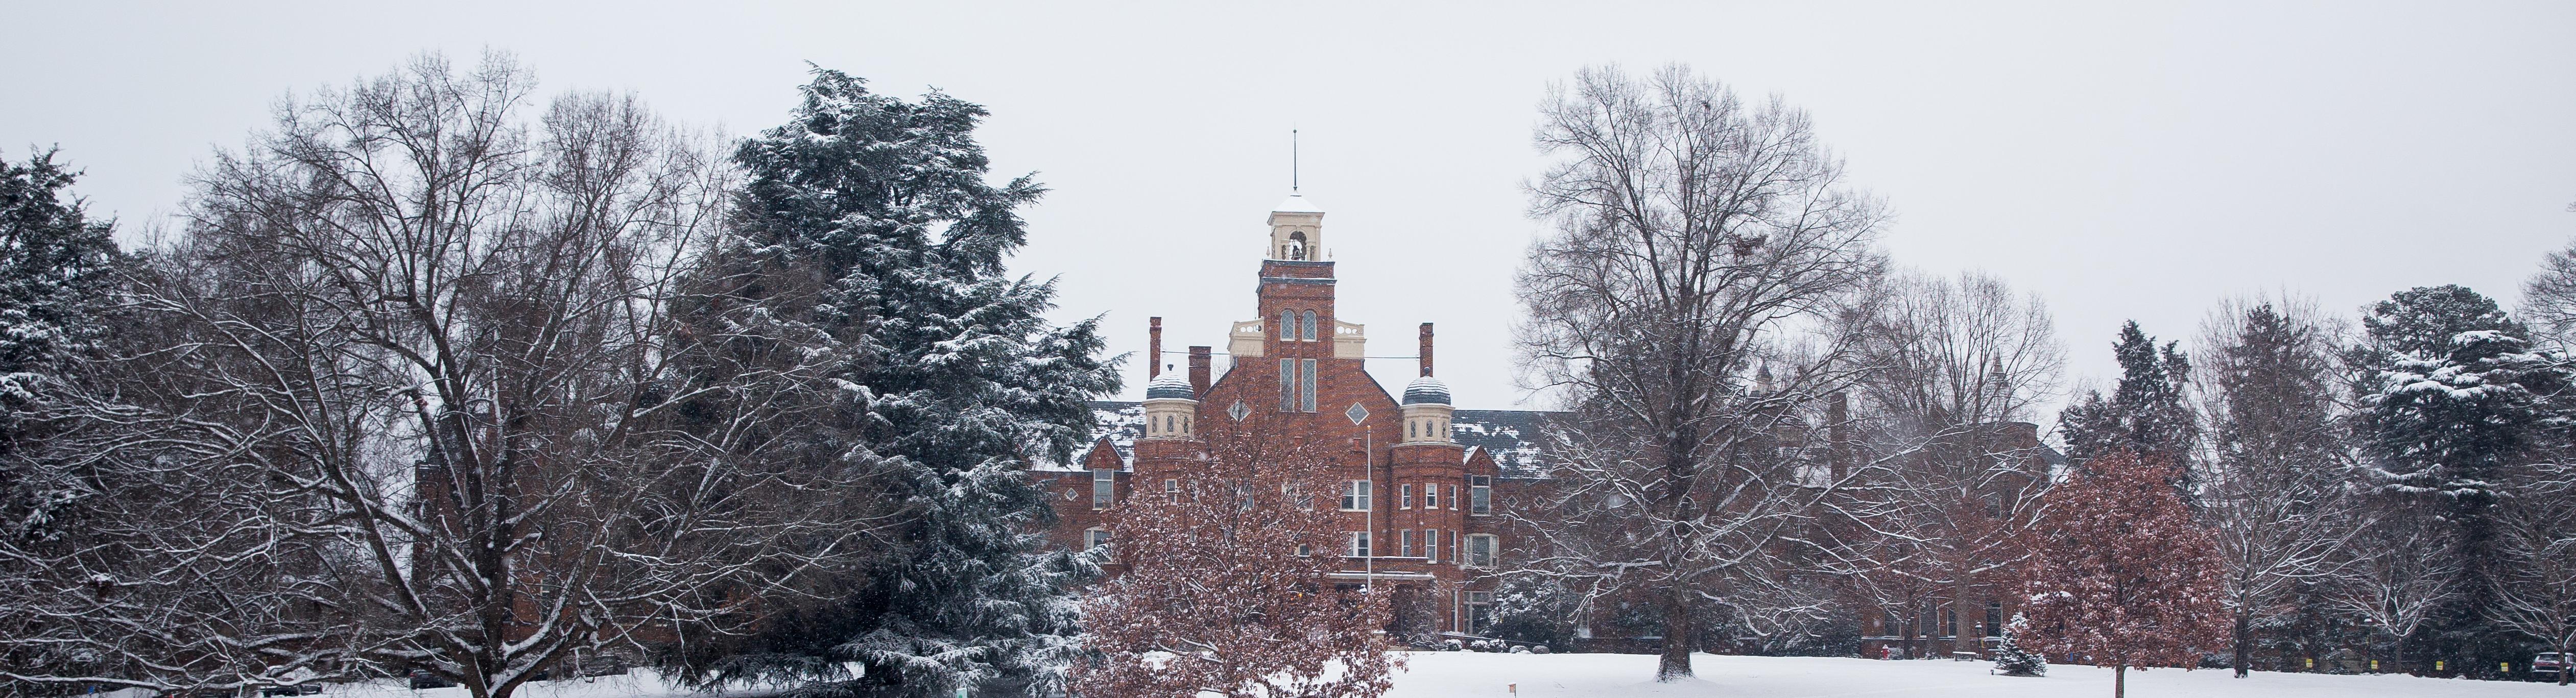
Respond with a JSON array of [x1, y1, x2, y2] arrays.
[[1990, 614, 2047, 677], [2017, 450, 2229, 698], [668, 67, 1118, 698], [2057, 321, 2197, 473]]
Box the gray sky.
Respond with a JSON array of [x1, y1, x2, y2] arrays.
[[7, 1, 2572, 412]]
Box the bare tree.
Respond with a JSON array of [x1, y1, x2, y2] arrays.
[[2492, 462, 2576, 685], [1071, 411, 1397, 698], [2327, 512, 2463, 672], [27, 53, 886, 698], [2525, 236, 2576, 348], [1513, 64, 1887, 681], [2191, 296, 2362, 677], [1828, 270, 2063, 657]]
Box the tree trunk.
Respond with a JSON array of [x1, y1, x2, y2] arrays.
[[1657, 587, 1693, 681], [2114, 664, 2126, 698], [2232, 611, 2251, 678]]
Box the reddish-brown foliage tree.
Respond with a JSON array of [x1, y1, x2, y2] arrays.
[[2017, 451, 2229, 698], [1069, 412, 1399, 698]]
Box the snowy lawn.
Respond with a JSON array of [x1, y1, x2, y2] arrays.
[[272, 654, 2569, 698], [1385, 652, 2570, 697]]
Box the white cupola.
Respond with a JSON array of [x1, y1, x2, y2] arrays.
[[1398, 376, 1454, 445], [1141, 371, 1198, 440], [1268, 192, 1325, 261]]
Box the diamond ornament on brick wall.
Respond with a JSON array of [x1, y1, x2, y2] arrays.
[[1344, 402, 1369, 425], [1228, 400, 1249, 421]]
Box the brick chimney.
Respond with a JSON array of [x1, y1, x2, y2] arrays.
[[1418, 322, 1435, 377], [1187, 346, 1212, 397], [1148, 317, 1163, 378]]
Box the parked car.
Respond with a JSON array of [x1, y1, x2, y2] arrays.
[[407, 670, 455, 689], [2534, 653, 2566, 682]]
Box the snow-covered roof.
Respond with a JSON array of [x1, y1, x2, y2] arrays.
[[1144, 372, 1195, 400], [1401, 376, 1451, 405], [1272, 192, 1324, 214], [1452, 410, 1557, 479], [1037, 402, 1563, 479]]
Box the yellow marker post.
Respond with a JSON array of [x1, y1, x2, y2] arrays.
[[2303, 658, 2313, 669], [2436, 660, 2445, 671]]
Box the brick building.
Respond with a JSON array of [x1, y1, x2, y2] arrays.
[[1032, 192, 1548, 636]]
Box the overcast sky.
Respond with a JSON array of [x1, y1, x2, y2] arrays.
[[7, 1, 2572, 414]]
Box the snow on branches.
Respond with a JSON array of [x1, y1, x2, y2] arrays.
[[2017, 451, 2228, 698], [1071, 412, 1397, 698]]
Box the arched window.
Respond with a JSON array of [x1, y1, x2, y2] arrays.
[[1300, 310, 1318, 341], [1279, 309, 1296, 341], [1288, 231, 1308, 260]]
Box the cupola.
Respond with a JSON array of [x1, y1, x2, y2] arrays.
[[1399, 376, 1454, 445], [1268, 193, 1325, 261], [1141, 371, 1197, 440]]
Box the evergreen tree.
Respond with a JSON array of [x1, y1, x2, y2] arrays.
[[2057, 321, 2196, 471], [2351, 284, 2568, 679], [0, 149, 121, 543], [1991, 614, 2047, 677], [669, 68, 1119, 697]]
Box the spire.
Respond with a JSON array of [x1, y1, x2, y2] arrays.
[[1292, 128, 1300, 193]]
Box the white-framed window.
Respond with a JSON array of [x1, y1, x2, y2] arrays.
[[1341, 480, 1372, 511], [1163, 478, 1179, 498], [1400, 484, 1414, 509], [1346, 531, 1371, 558], [1424, 483, 1439, 510], [1446, 485, 1459, 510], [1444, 529, 1458, 564], [1300, 359, 1318, 412], [1296, 544, 1311, 556], [1469, 475, 1492, 516], [1467, 534, 1497, 567], [1424, 529, 1439, 563], [1090, 469, 1115, 510], [1400, 528, 1416, 557], [1084, 527, 1111, 550], [1465, 591, 1495, 634], [1278, 358, 1296, 412]]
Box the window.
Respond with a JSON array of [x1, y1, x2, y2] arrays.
[[1301, 310, 1317, 341], [1985, 493, 2005, 519], [1425, 529, 1440, 563], [1443, 529, 1458, 564], [1347, 531, 1371, 558], [1091, 469, 1115, 510], [1424, 483, 1439, 510], [1465, 591, 1495, 634], [1400, 484, 1414, 509], [1341, 480, 1372, 511], [1446, 485, 1459, 510], [1300, 359, 1317, 412], [1985, 601, 2003, 638], [1467, 534, 1497, 567], [1469, 475, 1492, 515], [1279, 309, 1296, 341], [1163, 478, 1179, 498], [1085, 528, 1110, 550], [1296, 544, 1311, 556], [1282, 483, 1313, 510], [1400, 529, 1416, 557], [1278, 358, 1296, 412], [1287, 231, 1308, 260]]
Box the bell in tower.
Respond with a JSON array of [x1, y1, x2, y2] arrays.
[[1269, 193, 1324, 260]]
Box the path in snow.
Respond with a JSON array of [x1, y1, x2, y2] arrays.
[[1387, 652, 2568, 698]]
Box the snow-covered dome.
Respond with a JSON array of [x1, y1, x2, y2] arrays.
[[1400, 376, 1450, 405], [1272, 192, 1324, 214], [1145, 372, 1196, 400]]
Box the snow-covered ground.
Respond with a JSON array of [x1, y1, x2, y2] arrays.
[[242, 653, 2569, 698], [1388, 652, 2567, 697]]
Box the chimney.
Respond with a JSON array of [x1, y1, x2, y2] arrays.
[[1418, 323, 1435, 377], [1188, 346, 1212, 397], [1148, 317, 1163, 378]]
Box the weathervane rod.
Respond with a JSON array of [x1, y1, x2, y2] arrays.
[[1292, 128, 1300, 192]]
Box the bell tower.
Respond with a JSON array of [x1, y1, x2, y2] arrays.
[[1268, 194, 1324, 260]]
